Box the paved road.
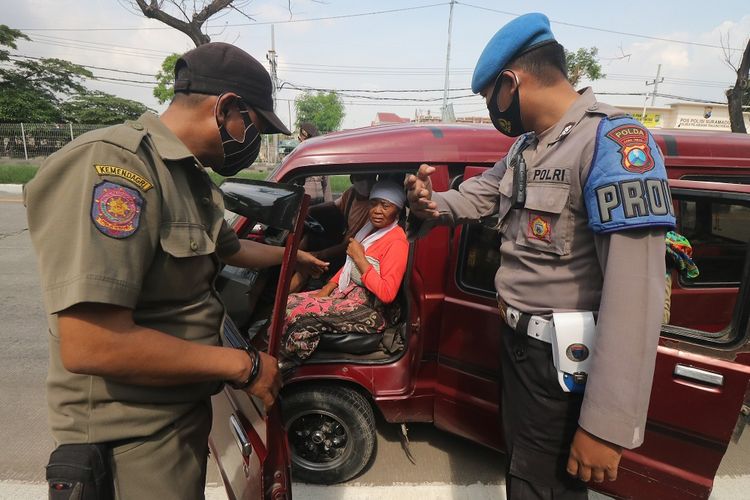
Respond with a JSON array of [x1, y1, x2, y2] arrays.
[[1, 198, 748, 499]]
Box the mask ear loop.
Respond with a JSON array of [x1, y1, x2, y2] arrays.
[[489, 70, 520, 114], [215, 93, 253, 143]]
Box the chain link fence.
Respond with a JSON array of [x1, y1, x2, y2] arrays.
[[1, 123, 282, 163], [0, 123, 104, 159]]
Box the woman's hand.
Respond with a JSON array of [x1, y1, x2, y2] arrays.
[[315, 282, 337, 298], [347, 238, 371, 275], [296, 250, 329, 277], [346, 238, 366, 262]]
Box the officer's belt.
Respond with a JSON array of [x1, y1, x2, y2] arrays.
[[498, 297, 553, 344]]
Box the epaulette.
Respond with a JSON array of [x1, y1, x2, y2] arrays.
[[70, 121, 148, 155]]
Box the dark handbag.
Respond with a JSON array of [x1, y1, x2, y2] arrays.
[[46, 443, 113, 500]]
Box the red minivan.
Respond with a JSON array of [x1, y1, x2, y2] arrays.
[[209, 124, 750, 500]]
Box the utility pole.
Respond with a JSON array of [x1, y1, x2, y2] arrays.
[[267, 25, 279, 163], [641, 64, 663, 125], [288, 100, 292, 131], [441, 0, 456, 122]]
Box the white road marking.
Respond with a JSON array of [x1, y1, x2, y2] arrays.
[[2, 475, 749, 500]]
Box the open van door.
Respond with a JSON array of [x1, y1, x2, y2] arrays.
[[597, 179, 750, 500], [209, 179, 309, 500]]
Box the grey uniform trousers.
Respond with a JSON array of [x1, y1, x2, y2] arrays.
[[500, 324, 588, 500]]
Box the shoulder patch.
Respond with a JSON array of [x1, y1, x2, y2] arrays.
[[94, 164, 153, 191], [605, 124, 654, 173], [584, 117, 676, 234], [91, 181, 144, 239]]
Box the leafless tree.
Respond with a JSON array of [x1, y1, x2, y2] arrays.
[[130, 1, 255, 47], [722, 34, 750, 133]]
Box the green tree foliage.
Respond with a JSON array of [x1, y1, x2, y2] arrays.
[[295, 92, 345, 134], [61, 91, 152, 124], [0, 25, 93, 122], [154, 53, 181, 104], [565, 47, 605, 88]]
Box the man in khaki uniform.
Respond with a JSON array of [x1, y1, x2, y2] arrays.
[[25, 43, 327, 499], [407, 14, 674, 499]]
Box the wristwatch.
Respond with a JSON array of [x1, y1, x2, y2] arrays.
[[228, 344, 261, 390]]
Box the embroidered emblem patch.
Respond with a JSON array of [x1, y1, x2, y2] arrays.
[[566, 343, 590, 362], [91, 182, 143, 238], [528, 215, 551, 242], [605, 125, 654, 174], [94, 164, 153, 191]]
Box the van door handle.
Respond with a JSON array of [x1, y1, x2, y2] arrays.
[[673, 364, 724, 387], [230, 414, 253, 458]]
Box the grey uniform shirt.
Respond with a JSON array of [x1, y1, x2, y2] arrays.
[[25, 112, 240, 444], [414, 89, 666, 449]]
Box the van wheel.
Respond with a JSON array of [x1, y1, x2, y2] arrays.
[[282, 386, 376, 484]]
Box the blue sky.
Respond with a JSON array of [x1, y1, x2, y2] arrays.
[[5, 0, 750, 129]]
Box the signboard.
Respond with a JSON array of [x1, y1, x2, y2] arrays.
[[632, 113, 663, 128]]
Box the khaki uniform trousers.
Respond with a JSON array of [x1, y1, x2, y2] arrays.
[[110, 401, 212, 500]]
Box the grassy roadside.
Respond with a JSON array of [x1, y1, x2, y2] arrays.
[[0, 164, 352, 193], [0, 164, 269, 186], [0, 164, 39, 184]]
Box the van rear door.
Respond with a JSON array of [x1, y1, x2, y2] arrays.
[[209, 179, 308, 500]]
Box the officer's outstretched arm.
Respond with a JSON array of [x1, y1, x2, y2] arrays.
[[57, 302, 279, 398], [223, 239, 329, 275]]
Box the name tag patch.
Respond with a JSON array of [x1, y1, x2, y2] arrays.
[[91, 181, 143, 239], [531, 168, 568, 183], [94, 164, 153, 192]]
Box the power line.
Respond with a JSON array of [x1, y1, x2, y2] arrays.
[[17, 3, 450, 31], [10, 55, 157, 77], [457, 2, 746, 52], [30, 33, 174, 56]]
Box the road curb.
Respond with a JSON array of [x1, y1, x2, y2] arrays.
[[0, 184, 23, 195]]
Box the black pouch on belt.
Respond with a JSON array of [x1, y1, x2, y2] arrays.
[[46, 443, 113, 500]]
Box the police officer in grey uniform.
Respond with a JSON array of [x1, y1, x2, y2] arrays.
[[407, 14, 674, 499], [25, 43, 327, 499]]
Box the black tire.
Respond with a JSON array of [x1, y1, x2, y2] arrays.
[[281, 385, 376, 484]]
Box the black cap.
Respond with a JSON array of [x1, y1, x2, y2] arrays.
[[299, 122, 319, 139], [174, 42, 291, 135]]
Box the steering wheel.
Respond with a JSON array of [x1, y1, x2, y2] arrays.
[[304, 214, 325, 234]]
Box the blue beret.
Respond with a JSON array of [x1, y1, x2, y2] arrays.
[[471, 13, 556, 94]]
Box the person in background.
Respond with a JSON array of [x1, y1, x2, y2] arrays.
[[282, 180, 409, 361], [299, 121, 332, 203]]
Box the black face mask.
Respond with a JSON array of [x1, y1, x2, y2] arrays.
[[487, 71, 526, 137], [213, 99, 261, 177]]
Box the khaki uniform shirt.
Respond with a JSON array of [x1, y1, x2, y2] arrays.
[[418, 89, 666, 449], [25, 112, 241, 444]]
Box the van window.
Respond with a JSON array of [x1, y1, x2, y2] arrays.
[[667, 194, 749, 340], [675, 199, 749, 287], [457, 223, 502, 297]]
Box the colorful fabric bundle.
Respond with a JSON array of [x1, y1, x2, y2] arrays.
[[665, 231, 699, 279]]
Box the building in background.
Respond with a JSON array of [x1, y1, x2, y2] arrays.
[[371, 112, 410, 126], [617, 102, 750, 131]]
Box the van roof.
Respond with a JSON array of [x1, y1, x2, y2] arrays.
[[274, 123, 750, 178]]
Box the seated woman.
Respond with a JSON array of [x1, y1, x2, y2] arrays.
[[282, 180, 409, 362]]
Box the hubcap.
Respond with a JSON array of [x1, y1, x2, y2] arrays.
[[287, 410, 351, 470]]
